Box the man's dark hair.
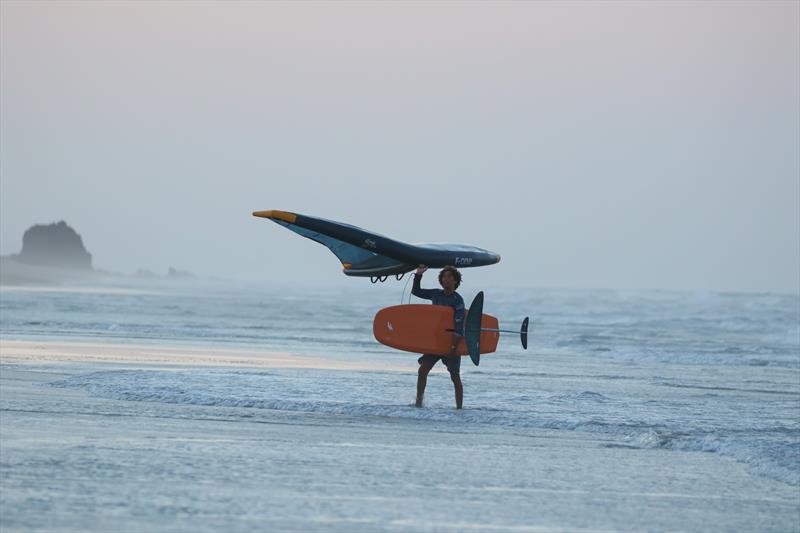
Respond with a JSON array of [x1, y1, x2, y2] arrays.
[[439, 266, 462, 289]]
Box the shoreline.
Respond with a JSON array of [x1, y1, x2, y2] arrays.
[[0, 339, 410, 372], [2, 360, 798, 532]]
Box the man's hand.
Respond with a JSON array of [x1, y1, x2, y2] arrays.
[[416, 265, 428, 275], [447, 334, 462, 356]]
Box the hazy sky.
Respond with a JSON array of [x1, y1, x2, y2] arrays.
[[2, 1, 798, 293]]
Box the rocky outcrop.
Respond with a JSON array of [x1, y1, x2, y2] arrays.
[[14, 221, 93, 270], [1, 222, 197, 286], [166, 267, 195, 279]]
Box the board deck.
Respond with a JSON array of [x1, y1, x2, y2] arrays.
[[373, 304, 499, 356]]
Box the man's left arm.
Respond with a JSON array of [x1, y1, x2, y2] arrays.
[[447, 300, 466, 356]]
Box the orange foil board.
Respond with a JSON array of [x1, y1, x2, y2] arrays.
[[373, 304, 499, 356]]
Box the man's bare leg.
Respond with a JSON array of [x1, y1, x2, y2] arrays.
[[416, 358, 435, 407], [451, 372, 463, 409]]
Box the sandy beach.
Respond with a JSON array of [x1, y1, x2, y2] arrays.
[[2, 340, 798, 532]]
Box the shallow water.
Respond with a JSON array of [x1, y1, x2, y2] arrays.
[[2, 281, 798, 484], [1, 280, 799, 531]]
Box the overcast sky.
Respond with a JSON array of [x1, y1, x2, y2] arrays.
[[1, 1, 798, 293]]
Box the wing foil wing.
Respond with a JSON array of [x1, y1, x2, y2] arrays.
[[253, 210, 500, 278], [270, 219, 412, 277]]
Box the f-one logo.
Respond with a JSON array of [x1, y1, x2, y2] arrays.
[[455, 257, 473, 266], [387, 321, 394, 332], [364, 239, 377, 250]]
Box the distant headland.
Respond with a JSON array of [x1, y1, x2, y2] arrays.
[[11, 221, 93, 270], [0, 221, 194, 285]]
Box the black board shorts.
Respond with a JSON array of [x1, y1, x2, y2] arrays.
[[418, 354, 461, 374]]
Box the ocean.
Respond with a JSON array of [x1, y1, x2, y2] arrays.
[[1, 279, 798, 531]]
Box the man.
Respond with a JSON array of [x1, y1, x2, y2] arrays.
[[412, 264, 465, 409]]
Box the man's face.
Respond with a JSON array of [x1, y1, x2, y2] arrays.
[[440, 271, 456, 291]]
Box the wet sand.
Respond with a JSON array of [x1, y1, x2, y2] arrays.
[[0, 339, 408, 371], [1, 341, 798, 532]]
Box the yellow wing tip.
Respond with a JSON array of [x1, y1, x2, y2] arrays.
[[252, 210, 297, 223]]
